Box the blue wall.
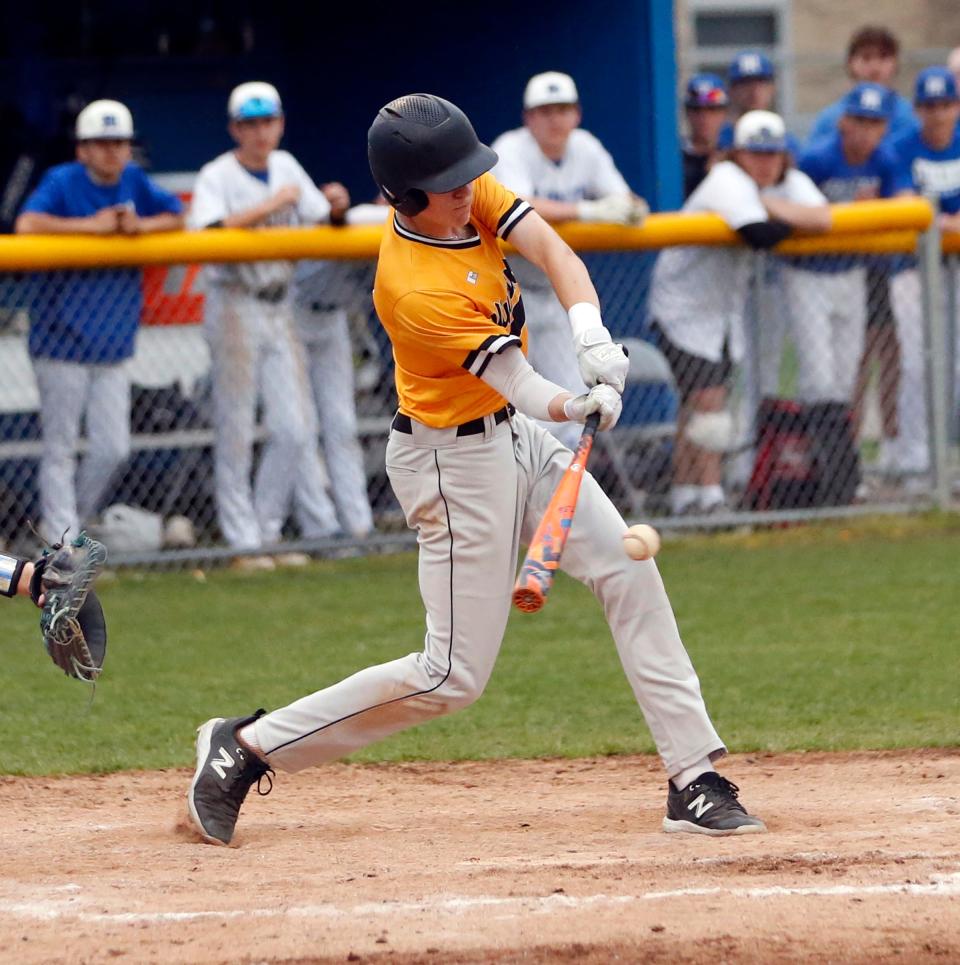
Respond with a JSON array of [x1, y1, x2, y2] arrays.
[[2, 0, 681, 212]]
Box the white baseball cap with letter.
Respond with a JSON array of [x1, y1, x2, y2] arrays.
[[75, 100, 134, 141], [524, 71, 579, 110], [733, 109, 788, 152], [228, 81, 283, 120]]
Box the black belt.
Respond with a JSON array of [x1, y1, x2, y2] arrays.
[[391, 405, 513, 437], [254, 284, 288, 304]]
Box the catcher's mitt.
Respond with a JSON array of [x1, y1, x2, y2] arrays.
[[30, 533, 108, 682]]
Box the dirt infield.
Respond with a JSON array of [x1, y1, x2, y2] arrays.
[[1, 749, 958, 964]]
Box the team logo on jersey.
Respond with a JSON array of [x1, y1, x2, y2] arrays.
[[467, 271, 478, 285]]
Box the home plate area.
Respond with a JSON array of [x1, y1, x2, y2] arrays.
[[0, 750, 957, 964]]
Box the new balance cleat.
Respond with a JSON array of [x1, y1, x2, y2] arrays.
[[663, 771, 766, 836], [187, 710, 273, 846]]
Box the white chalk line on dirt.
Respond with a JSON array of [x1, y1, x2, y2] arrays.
[[457, 848, 960, 870], [1, 872, 959, 925]]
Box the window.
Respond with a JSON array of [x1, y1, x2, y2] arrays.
[[684, 0, 793, 122]]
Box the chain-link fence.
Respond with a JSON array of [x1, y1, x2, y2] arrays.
[[0, 214, 955, 565]]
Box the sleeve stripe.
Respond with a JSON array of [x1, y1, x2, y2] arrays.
[[497, 200, 533, 239], [461, 335, 523, 375]]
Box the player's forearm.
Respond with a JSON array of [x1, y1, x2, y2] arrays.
[[0, 554, 33, 598], [509, 212, 601, 311], [15, 213, 101, 235], [761, 196, 832, 232], [529, 197, 581, 223], [138, 212, 185, 233], [220, 200, 277, 229], [479, 348, 572, 422]]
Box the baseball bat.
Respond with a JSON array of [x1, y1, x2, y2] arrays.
[[512, 412, 601, 613]]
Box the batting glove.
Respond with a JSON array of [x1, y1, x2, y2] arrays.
[[574, 328, 630, 394], [576, 194, 648, 226], [563, 383, 623, 431]]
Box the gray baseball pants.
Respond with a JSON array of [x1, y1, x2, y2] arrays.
[[252, 412, 724, 780]]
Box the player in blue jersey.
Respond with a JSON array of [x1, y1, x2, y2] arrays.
[[887, 67, 960, 480], [15, 100, 184, 543], [791, 83, 910, 410], [806, 26, 917, 146]]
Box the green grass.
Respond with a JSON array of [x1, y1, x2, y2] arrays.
[[3, 513, 958, 775]]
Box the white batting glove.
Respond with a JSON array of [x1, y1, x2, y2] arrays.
[[563, 384, 623, 431], [576, 194, 647, 226], [574, 328, 630, 394]]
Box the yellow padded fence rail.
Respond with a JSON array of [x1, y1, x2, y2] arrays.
[[0, 197, 936, 270]]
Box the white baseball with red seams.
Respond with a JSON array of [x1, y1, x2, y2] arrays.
[[623, 524, 661, 561]]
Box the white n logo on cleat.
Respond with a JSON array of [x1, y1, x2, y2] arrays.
[[687, 793, 714, 819], [210, 746, 235, 779]]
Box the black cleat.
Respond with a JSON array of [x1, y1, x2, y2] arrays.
[[187, 710, 273, 846], [663, 771, 766, 836]]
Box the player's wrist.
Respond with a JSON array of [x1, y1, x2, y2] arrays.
[[568, 302, 604, 341]]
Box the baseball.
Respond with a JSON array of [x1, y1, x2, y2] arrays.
[[623, 524, 661, 561]]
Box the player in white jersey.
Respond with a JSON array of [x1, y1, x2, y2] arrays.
[[492, 71, 648, 449], [189, 82, 339, 567], [292, 195, 390, 538], [649, 112, 831, 515]]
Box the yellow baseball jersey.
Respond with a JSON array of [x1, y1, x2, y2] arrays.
[[373, 172, 533, 427]]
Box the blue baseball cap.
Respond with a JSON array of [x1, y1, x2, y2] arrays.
[[684, 73, 729, 108], [729, 51, 774, 83], [842, 83, 895, 120], [914, 66, 959, 104]]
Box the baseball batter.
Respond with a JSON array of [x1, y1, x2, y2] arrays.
[[187, 94, 765, 846], [491, 72, 647, 449], [189, 82, 339, 562]]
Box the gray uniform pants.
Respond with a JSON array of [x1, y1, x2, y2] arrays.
[[203, 284, 338, 549], [33, 358, 130, 542], [294, 305, 374, 537], [252, 412, 724, 780]]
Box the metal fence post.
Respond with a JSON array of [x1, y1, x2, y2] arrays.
[[918, 203, 950, 508]]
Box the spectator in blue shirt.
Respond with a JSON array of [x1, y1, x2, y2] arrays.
[[15, 99, 184, 543], [886, 67, 960, 479], [806, 26, 917, 146], [681, 73, 729, 199], [788, 84, 910, 411]]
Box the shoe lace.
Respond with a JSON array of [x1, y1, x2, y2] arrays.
[[695, 773, 746, 812], [255, 770, 274, 797]]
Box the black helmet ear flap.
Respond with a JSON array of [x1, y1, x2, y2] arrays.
[[381, 184, 429, 216]]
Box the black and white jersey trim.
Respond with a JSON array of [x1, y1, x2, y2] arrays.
[[393, 218, 481, 249], [497, 199, 532, 239], [462, 333, 522, 376]]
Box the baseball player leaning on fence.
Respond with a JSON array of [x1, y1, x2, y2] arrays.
[[189, 82, 342, 569], [491, 71, 648, 450], [648, 111, 832, 517], [185, 93, 767, 847], [15, 100, 184, 545]]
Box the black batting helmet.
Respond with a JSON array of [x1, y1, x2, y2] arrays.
[[368, 94, 497, 216]]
